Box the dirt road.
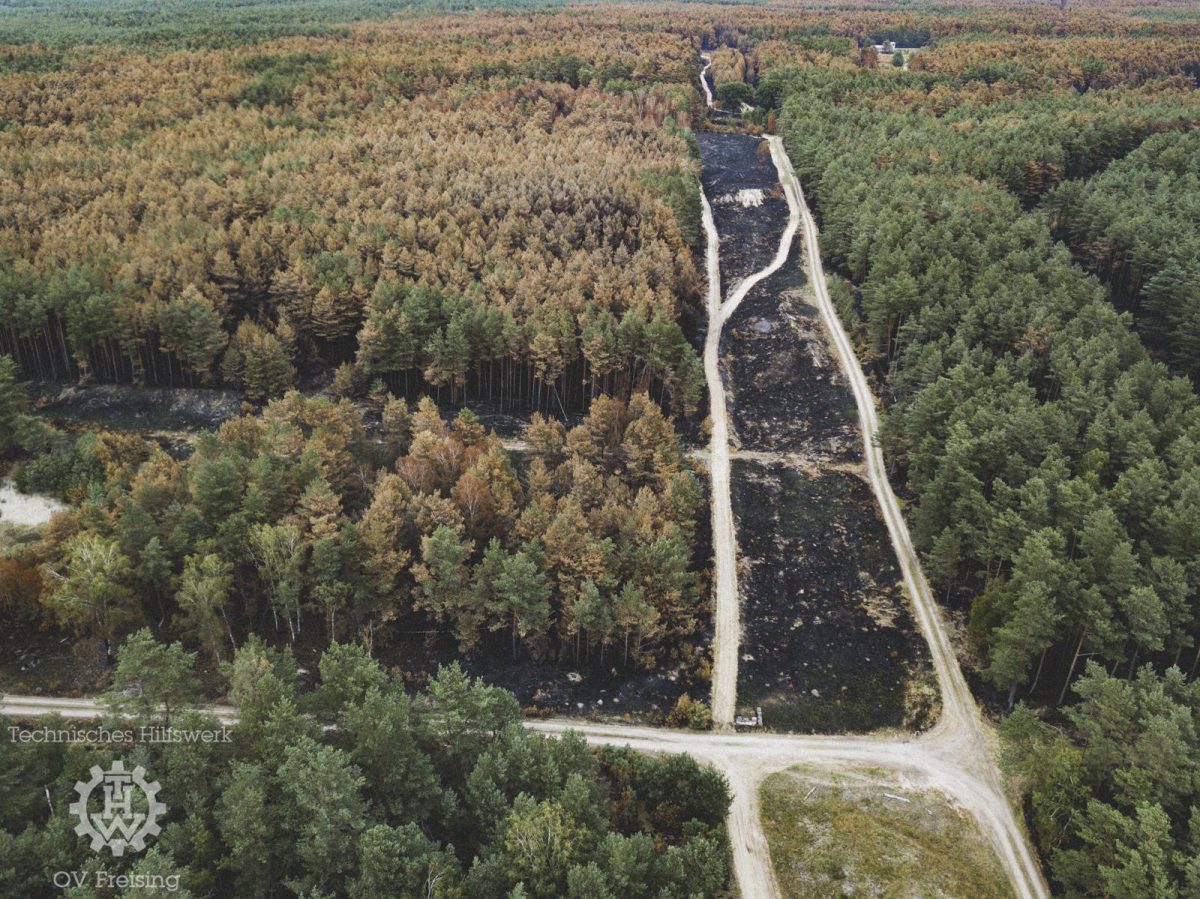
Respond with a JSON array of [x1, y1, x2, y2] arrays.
[[1, 694, 240, 723], [700, 186, 742, 731], [690, 66, 1045, 897], [0, 689, 1042, 898]]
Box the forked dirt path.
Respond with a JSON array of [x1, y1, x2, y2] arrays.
[[691, 57, 1047, 898], [703, 146, 802, 730]]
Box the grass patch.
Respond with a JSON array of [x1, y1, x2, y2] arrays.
[[760, 768, 1013, 898]]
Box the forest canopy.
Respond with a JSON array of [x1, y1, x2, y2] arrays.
[[0, 635, 732, 897], [7, 1, 1200, 894], [0, 12, 706, 414], [1045, 130, 1200, 381]]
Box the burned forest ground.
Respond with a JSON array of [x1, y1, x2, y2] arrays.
[[698, 129, 938, 734], [389, 624, 709, 724], [722, 238, 860, 463], [732, 460, 937, 733], [698, 132, 789, 290]]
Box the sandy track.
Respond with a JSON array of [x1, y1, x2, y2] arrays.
[[700, 187, 743, 731], [700, 51, 799, 732], [0, 689, 1041, 898], [690, 63, 1045, 895], [1, 694, 240, 723], [775, 139, 981, 738]]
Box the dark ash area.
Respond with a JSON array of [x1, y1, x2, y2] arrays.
[[732, 461, 936, 733], [698, 132, 789, 291], [722, 243, 860, 462], [390, 632, 708, 724], [33, 383, 245, 433], [28, 381, 708, 450]]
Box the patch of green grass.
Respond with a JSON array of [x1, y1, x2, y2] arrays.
[[760, 769, 1014, 898]]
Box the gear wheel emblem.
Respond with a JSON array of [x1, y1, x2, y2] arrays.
[[69, 760, 165, 856]]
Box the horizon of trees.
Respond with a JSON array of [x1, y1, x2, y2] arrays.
[[9, 2, 1200, 413], [11, 0, 1200, 52]]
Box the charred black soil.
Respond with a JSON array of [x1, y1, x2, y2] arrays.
[[32, 383, 245, 434], [0, 622, 111, 696], [0, 615, 709, 724], [731, 460, 936, 734], [698, 133, 789, 290], [698, 127, 936, 733], [388, 631, 707, 724], [721, 236, 860, 462]]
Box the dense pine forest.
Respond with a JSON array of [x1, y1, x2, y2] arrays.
[[0, 635, 732, 897], [6, 0, 1200, 895], [764, 37, 1200, 670], [1, 13, 706, 413], [1046, 132, 1200, 381], [3, 383, 708, 680]]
